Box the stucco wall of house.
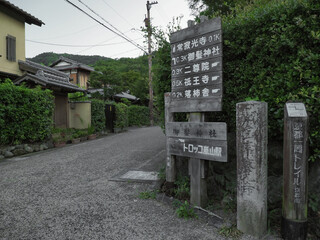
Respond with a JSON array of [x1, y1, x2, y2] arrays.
[[68, 101, 91, 129], [0, 11, 25, 76]]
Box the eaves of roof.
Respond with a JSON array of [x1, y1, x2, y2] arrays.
[[50, 56, 94, 72], [16, 60, 85, 92], [0, 0, 44, 26]]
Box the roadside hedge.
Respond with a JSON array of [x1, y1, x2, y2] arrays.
[[128, 105, 150, 126], [0, 80, 54, 145], [114, 102, 129, 130], [153, 0, 320, 161], [220, 0, 320, 161], [91, 99, 105, 132]]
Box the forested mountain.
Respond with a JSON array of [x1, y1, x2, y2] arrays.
[[28, 52, 149, 72], [28, 52, 112, 66]]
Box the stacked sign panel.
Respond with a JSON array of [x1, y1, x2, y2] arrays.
[[170, 18, 223, 113]]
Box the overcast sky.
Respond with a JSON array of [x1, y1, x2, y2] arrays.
[[8, 0, 193, 59]]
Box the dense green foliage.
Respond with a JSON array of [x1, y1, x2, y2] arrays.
[[0, 80, 54, 145], [188, 0, 251, 17], [153, 0, 320, 162], [114, 103, 129, 130], [90, 99, 106, 132], [221, 0, 320, 162], [128, 105, 150, 126], [30, 53, 149, 105], [90, 57, 149, 104]]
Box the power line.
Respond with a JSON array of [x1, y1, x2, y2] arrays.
[[64, 0, 147, 54], [109, 48, 141, 58], [77, 0, 144, 54], [76, 29, 134, 54], [30, 24, 97, 41], [100, 0, 134, 28], [26, 38, 143, 47]]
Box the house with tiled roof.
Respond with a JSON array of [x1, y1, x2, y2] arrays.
[[50, 56, 94, 89], [0, 0, 44, 79], [14, 60, 86, 128], [0, 1, 86, 128]]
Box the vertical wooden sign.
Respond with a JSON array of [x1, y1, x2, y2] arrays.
[[282, 102, 309, 240]]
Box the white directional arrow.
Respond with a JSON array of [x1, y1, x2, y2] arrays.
[[212, 76, 220, 81], [212, 89, 220, 94], [211, 62, 220, 67]]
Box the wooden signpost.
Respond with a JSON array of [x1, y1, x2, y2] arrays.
[[166, 17, 227, 207], [170, 18, 223, 113], [282, 102, 309, 240]]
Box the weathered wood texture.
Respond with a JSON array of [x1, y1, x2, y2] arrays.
[[166, 122, 227, 140], [170, 18, 223, 113], [167, 138, 227, 162], [190, 157, 208, 207], [236, 101, 268, 238], [165, 92, 176, 182], [170, 18, 222, 43], [172, 71, 222, 89], [282, 102, 308, 240], [188, 112, 208, 207], [169, 97, 222, 112]]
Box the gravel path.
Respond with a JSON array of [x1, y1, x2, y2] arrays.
[[0, 126, 229, 240]]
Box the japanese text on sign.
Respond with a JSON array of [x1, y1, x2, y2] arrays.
[[183, 143, 222, 157], [293, 122, 303, 204]]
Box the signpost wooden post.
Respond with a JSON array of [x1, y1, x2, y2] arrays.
[[166, 17, 227, 208], [282, 102, 309, 240]]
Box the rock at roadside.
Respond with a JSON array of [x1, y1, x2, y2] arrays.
[[4, 151, 14, 158], [12, 148, 27, 156], [24, 145, 33, 153], [40, 144, 48, 151]]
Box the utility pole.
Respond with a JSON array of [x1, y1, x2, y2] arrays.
[[145, 0, 158, 126]]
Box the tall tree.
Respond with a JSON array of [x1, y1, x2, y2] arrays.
[[89, 63, 122, 101], [187, 0, 253, 17]]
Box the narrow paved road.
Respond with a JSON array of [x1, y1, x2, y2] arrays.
[[0, 126, 225, 240]]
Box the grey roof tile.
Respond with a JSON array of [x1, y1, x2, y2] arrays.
[[0, 0, 44, 26]]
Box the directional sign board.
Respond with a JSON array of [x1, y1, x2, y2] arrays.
[[167, 122, 227, 162], [170, 18, 223, 112]]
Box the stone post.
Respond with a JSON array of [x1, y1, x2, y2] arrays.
[[282, 102, 308, 240], [236, 101, 268, 237]]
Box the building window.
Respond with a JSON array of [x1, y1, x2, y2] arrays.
[[6, 35, 16, 62]]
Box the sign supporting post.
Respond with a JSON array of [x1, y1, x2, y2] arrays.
[[165, 92, 176, 183], [189, 112, 208, 207], [282, 102, 309, 240]]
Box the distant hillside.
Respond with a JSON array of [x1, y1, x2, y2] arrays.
[[28, 52, 112, 66], [28, 52, 149, 78]]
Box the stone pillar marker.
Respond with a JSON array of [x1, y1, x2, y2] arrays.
[[282, 102, 308, 240], [236, 101, 268, 238]]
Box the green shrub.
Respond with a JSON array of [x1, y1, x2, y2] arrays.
[[220, 0, 320, 161], [90, 99, 105, 132], [153, 0, 320, 162], [0, 80, 54, 145], [115, 102, 128, 129], [128, 105, 150, 126], [174, 200, 198, 219]]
